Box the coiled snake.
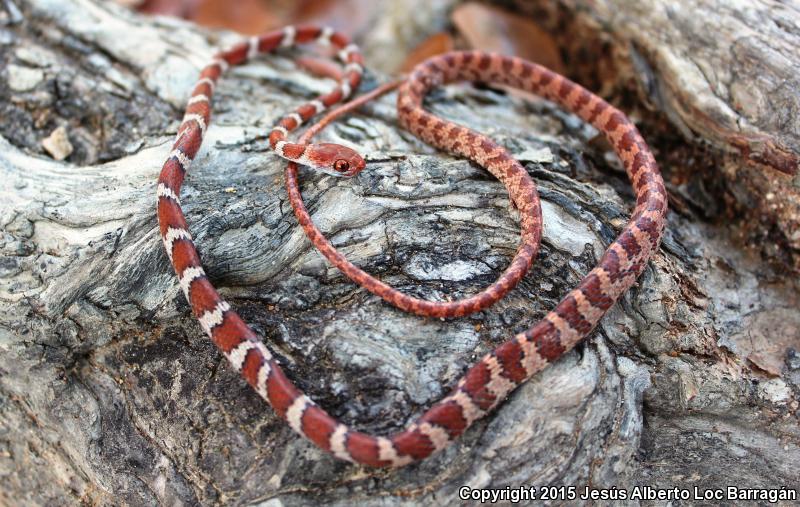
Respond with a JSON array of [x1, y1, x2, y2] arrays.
[[156, 25, 668, 467]]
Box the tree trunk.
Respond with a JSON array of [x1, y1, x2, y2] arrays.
[[1, 0, 797, 505], [492, 0, 800, 268]]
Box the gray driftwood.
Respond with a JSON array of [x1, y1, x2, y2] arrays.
[[0, 1, 798, 505], [494, 0, 800, 269]]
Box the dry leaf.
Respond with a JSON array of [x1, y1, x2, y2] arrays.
[[452, 2, 565, 75], [136, 0, 379, 39], [137, 0, 202, 17], [191, 0, 284, 34], [401, 32, 454, 72], [287, 0, 376, 36], [114, 0, 145, 8], [747, 353, 784, 378]]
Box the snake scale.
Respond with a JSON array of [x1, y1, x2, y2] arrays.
[[156, 25, 668, 467]]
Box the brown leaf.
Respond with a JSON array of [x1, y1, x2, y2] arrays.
[[114, 0, 146, 9], [451, 2, 565, 75], [747, 352, 784, 378], [286, 0, 377, 36], [400, 33, 454, 72], [190, 0, 285, 34], [136, 0, 380, 39], [137, 0, 203, 17]]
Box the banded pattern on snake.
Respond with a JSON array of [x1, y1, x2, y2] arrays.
[[157, 26, 668, 467], [285, 82, 544, 318]]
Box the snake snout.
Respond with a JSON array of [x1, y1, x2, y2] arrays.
[[346, 155, 367, 177]]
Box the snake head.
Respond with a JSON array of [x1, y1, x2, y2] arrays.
[[308, 143, 366, 177]]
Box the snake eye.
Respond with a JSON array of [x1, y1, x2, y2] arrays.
[[333, 159, 350, 173]]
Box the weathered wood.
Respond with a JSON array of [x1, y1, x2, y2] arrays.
[[0, 1, 798, 505], [492, 0, 800, 269]]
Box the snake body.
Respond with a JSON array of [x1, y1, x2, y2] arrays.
[[157, 27, 668, 467], [286, 79, 543, 318]]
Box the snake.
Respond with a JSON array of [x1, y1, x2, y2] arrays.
[[285, 78, 542, 318], [156, 25, 668, 468]]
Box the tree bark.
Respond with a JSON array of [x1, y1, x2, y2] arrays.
[[0, 1, 798, 506], [491, 0, 800, 268]]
